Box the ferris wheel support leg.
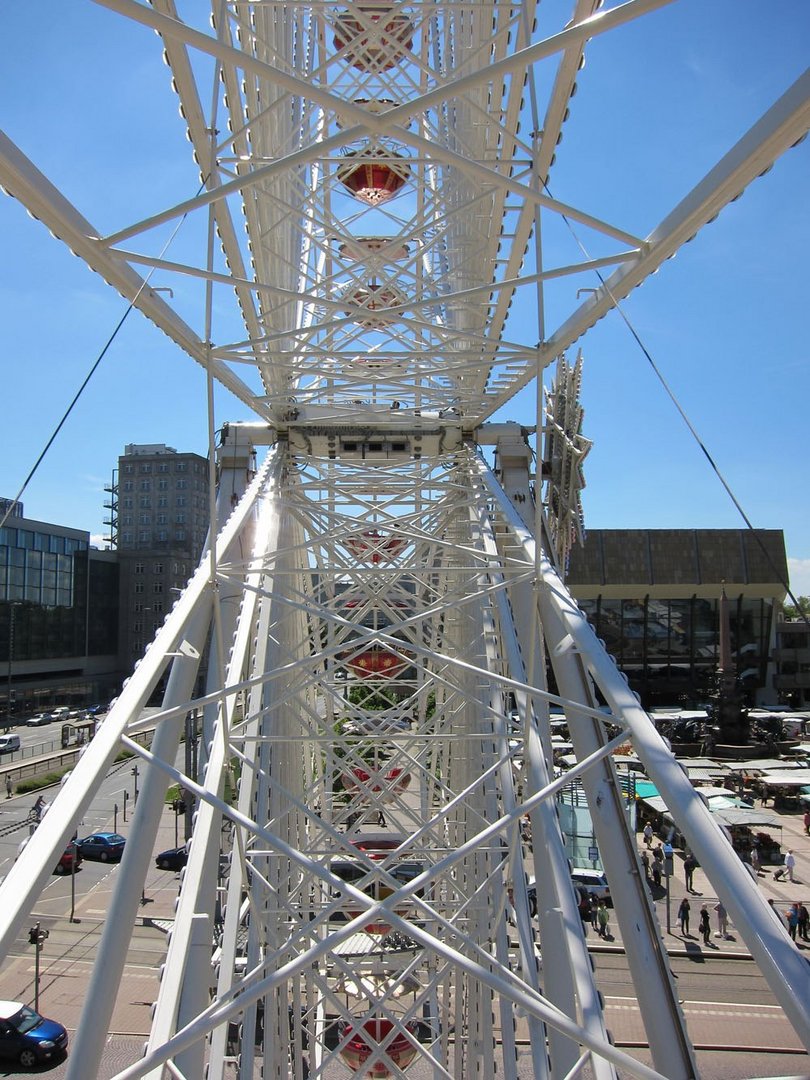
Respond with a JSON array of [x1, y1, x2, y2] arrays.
[[472, 469, 615, 1079], [476, 459, 697, 1076]]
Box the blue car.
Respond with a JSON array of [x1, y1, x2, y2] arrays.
[[0, 1000, 68, 1068], [76, 832, 126, 862]]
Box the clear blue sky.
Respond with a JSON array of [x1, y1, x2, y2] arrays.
[[1, 2, 808, 592]]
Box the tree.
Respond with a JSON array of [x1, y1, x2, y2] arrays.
[[783, 596, 810, 619]]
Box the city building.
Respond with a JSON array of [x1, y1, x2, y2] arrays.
[[111, 444, 210, 674], [773, 616, 810, 708], [566, 528, 788, 709], [0, 501, 120, 718]]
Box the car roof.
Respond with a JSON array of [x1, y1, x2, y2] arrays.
[[0, 1000, 24, 1018]]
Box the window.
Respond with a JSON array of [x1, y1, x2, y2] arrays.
[[122, 514, 133, 526], [140, 480, 151, 492], [123, 464, 133, 475], [176, 496, 186, 507], [153, 582, 163, 594], [175, 529, 186, 541], [176, 462, 186, 472], [176, 513, 186, 524], [139, 530, 150, 542], [134, 562, 145, 574], [158, 462, 169, 473], [139, 513, 150, 525], [122, 531, 133, 544], [134, 601, 143, 613], [122, 497, 133, 510], [133, 621, 142, 634], [140, 463, 152, 474], [158, 479, 169, 491], [140, 497, 151, 509], [154, 562, 163, 574], [157, 529, 168, 541], [176, 478, 187, 490], [134, 582, 144, 594], [158, 496, 168, 508], [123, 480, 134, 492]]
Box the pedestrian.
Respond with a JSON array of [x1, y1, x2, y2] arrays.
[[750, 844, 760, 875], [803, 809, 810, 836], [653, 843, 664, 865], [786, 903, 799, 942], [774, 850, 796, 882], [597, 900, 610, 939], [683, 854, 697, 892], [640, 850, 650, 878], [798, 902, 809, 942], [677, 896, 690, 936], [785, 850, 796, 883], [589, 895, 599, 933], [714, 900, 729, 939], [643, 822, 653, 848], [768, 898, 788, 932], [699, 905, 711, 945], [652, 860, 662, 888], [5, 775, 12, 800]]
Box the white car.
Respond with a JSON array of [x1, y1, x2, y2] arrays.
[[26, 713, 54, 727], [570, 868, 612, 905]]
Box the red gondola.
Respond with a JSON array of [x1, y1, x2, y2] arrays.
[[339, 1018, 419, 1075], [343, 765, 412, 797], [337, 148, 410, 206], [333, 6, 415, 71], [346, 648, 411, 677], [345, 530, 406, 563]]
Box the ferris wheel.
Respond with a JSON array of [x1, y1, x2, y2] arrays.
[[1, 2, 809, 1078]]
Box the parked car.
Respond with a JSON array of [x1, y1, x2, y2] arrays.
[[155, 846, 188, 871], [54, 842, 82, 875], [26, 713, 54, 727], [76, 832, 126, 862], [571, 868, 612, 906], [0, 999, 68, 1068], [0, 734, 21, 753]]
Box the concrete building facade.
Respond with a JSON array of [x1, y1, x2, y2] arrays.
[[114, 444, 210, 675]]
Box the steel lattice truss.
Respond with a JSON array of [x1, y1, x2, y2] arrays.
[[1, 2, 810, 1078]]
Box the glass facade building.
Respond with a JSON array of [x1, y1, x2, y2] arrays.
[[566, 529, 787, 708]]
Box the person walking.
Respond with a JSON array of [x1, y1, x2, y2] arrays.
[[803, 809, 810, 836], [786, 903, 799, 942], [750, 844, 760, 876], [797, 902, 809, 942], [596, 901, 610, 940], [699, 905, 711, 945], [589, 895, 599, 934], [5, 775, 12, 800], [683, 853, 697, 892], [714, 900, 729, 939], [768, 898, 789, 932], [677, 896, 691, 936], [643, 822, 653, 848], [640, 849, 650, 878], [774, 849, 796, 882]]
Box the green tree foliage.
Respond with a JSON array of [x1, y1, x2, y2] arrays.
[[783, 596, 810, 619]]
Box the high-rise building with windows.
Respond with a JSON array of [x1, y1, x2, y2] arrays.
[[112, 444, 210, 673]]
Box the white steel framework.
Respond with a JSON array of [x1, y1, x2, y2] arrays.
[[1, 3, 809, 1079]]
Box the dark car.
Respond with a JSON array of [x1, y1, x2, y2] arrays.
[[76, 832, 126, 862], [54, 842, 82, 875], [155, 846, 188, 871], [0, 1000, 68, 1068]]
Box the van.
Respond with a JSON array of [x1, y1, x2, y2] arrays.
[[0, 734, 21, 753], [51, 707, 70, 718]]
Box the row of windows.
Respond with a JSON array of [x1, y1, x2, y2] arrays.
[[0, 529, 87, 555], [120, 496, 204, 510], [0, 550, 77, 606], [121, 460, 203, 475], [121, 478, 205, 493], [121, 513, 191, 526], [121, 530, 189, 544], [132, 562, 188, 576]]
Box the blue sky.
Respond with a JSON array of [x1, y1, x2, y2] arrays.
[[1, 2, 809, 592]]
